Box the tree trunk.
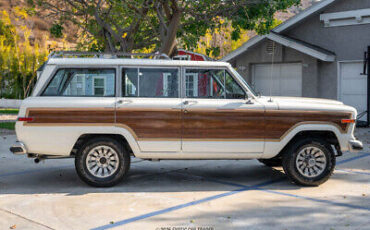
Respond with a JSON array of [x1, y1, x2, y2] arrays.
[[160, 11, 181, 56]]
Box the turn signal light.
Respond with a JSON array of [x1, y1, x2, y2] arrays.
[[17, 117, 34, 122], [341, 119, 355, 124]]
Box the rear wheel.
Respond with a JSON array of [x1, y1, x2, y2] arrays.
[[75, 137, 130, 187], [282, 138, 335, 186]]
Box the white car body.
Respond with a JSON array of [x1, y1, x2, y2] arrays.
[[12, 57, 361, 160]]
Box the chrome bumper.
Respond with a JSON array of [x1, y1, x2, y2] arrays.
[[10, 141, 27, 155], [349, 139, 363, 152]]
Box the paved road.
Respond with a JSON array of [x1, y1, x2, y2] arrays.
[[0, 133, 369, 230]]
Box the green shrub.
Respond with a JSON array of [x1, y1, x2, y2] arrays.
[[0, 122, 15, 130], [0, 108, 19, 114]]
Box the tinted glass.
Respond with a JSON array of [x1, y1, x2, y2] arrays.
[[122, 68, 179, 98], [42, 69, 115, 97]]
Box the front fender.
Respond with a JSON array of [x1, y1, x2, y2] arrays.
[[262, 122, 352, 159]]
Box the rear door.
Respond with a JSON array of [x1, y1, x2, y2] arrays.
[[181, 68, 265, 154], [117, 66, 182, 152]]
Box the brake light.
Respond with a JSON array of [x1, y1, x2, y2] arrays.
[[341, 119, 355, 124], [17, 117, 34, 122]]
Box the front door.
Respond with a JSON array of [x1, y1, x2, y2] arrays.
[[182, 68, 265, 153], [117, 67, 182, 152]]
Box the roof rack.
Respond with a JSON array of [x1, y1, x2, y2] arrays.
[[49, 51, 171, 60]]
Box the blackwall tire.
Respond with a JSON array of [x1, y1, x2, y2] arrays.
[[75, 137, 130, 187], [282, 138, 335, 186]]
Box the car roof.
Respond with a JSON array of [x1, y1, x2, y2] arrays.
[[47, 58, 231, 67]]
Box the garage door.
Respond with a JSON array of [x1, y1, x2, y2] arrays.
[[339, 62, 367, 122], [252, 63, 302, 97]]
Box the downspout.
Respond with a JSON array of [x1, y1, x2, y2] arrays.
[[367, 46, 370, 126]]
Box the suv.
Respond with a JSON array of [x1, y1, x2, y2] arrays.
[[10, 54, 363, 187]]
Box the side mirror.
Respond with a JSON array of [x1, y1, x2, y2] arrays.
[[245, 95, 254, 104]]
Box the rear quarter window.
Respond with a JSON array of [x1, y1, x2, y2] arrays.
[[42, 68, 115, 97]]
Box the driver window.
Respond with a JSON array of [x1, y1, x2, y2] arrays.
[[184, 69, 245, 99], [185, 69, 225, 99]]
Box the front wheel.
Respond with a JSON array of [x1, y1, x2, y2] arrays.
[[75, 137, 130, 187], [282, 138, 335, 186]]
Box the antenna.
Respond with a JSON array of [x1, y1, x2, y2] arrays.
[[268, 41, 276, 102]]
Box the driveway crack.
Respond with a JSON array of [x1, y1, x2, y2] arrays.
[[0, 208, 55, 230]]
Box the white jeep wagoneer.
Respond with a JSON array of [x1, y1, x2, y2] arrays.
[[10, 53, 363, 187]]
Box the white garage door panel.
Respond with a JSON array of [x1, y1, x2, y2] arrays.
[[253, 63, 302, 97], [340, 62, 367, 122], [341, 79, 367, 95]]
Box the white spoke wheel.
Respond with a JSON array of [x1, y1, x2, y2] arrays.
[[282, 138, 335, 186], [75, 137, 130, 187], [295, 146, 327, 178], [86, 146, 120, 178]]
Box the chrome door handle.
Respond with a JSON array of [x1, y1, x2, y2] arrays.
[[117, 99, 132, 104], [183, 100, 197, 105]]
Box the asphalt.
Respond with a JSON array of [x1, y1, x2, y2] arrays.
[[0, 131, 369, 230]]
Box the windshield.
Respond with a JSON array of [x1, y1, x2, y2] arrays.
[[228, 67, 257, 97]]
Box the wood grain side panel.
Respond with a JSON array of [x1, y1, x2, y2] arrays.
[[183, 109, 351, 140], [116, 109, 182, 139], [183, 110, 265, 139], [27, 109, 115, 124], [25, 108, 351, 141], [264, 110, 351, 139]]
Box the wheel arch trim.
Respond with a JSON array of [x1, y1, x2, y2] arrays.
[[263, 122, 347, 159]]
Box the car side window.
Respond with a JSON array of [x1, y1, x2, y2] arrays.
[[184, 69, 245, 99], [185, 69, 225, 99], [122, 68, 179, 98], [225, 70, 246, 99], [42, 69, 115, 97]]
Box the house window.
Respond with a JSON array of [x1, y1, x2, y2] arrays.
[[185, 73, 199, 97], [173, 55, 191, 60], [93, 77, 105, 96]]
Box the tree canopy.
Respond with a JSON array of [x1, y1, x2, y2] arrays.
[[33, 0, 300, 56], [0, 10, 48, 99]]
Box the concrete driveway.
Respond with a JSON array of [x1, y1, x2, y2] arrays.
[[0, 129, 369, 230]]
